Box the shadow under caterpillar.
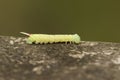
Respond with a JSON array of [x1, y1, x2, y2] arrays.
[[20, 32, 81, 44]]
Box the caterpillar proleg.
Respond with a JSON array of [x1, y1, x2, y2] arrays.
[[20, 32, 80, 44]]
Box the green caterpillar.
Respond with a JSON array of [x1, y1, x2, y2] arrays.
[[20, 32, 80, 44]]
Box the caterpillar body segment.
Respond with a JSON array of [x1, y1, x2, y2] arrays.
[[20, 32, 80, 44]]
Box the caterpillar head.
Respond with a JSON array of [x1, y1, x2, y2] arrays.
[[73, 34, 80, 43]]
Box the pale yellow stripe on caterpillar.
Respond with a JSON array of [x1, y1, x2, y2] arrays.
[[20, 32, 80, 44], [53, 35, 73, 43]]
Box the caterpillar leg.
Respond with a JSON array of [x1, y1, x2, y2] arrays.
[[65, 41, 68, 44], [35, 41, 40, 44], [65, 41, 71, 44], [69, 41, 72, 44]]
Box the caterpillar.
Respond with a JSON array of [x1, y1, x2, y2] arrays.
[[20, 32, 80, 44]]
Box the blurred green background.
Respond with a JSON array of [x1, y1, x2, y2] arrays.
[[0, 0, 120, 42]]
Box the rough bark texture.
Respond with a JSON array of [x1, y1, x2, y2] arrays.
[[0, 36, 120, 80]]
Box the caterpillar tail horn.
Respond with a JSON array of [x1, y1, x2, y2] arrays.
[[20, 32, 30, 36]]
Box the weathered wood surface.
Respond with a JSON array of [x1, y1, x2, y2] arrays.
[[0, 36, 120, 80]]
